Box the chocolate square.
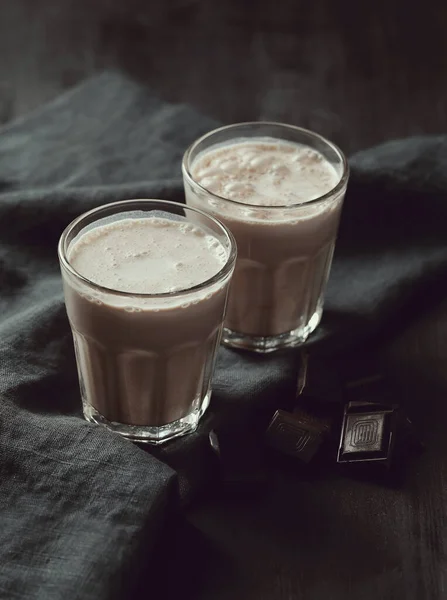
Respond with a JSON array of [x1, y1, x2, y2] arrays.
[[337, 401, 395, 465], [265, 409, 327, 463]]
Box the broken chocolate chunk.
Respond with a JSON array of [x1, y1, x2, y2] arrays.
[[208, 424, 267, 492], [265, 408, 329, 463]]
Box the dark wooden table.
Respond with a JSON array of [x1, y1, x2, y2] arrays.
[[2, 1, 447, 598]]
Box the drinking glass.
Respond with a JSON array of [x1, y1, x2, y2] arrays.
[[58, 199, 236, 443], [182, 122, 349, 353]]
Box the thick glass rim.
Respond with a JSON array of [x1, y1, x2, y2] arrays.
[[182, 121, 349, 209], [58, 198, 237, 299]]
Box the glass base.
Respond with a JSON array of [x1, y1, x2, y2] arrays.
[[222, 309, 322, 353], [83, 390, 211, 445]]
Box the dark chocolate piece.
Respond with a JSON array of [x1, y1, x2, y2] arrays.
[[337, 401, 396, 465], [208, 425, 267, 491], [265, 409, 329, 463], [343, 372, 394, 405], [296, 351, 394, 407], [295, 353, 344, 404], [292, 405, 332, 435], [296, 350, 309, 398], [208, 430, 220, 456], [393, 411, 425, 456]]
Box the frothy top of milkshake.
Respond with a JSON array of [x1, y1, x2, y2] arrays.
[[191, 138, 340, 207], [68, 217, 228, 294]]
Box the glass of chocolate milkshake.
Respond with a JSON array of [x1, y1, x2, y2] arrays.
[[58, 199, 236, 444], [182, 122, 349, 353]]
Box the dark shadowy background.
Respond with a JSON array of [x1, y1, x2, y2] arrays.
[[2, 1, 447, 599], [1, 0, 447, 154]]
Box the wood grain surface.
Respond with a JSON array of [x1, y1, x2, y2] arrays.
[[2, 0, 447, 598]]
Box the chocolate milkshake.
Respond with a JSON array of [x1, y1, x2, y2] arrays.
[[58, 200, 236, 443], [183, 123, 349, 352]]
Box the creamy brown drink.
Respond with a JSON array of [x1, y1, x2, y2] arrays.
[[58, 200, 236, 443], [183, 124, 348, 352]]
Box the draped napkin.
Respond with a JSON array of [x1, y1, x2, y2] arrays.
[[0, 70, 446, 599]]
